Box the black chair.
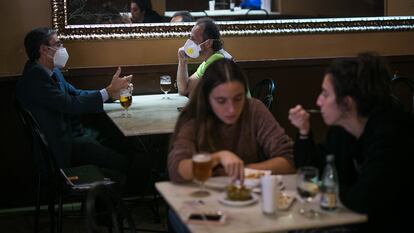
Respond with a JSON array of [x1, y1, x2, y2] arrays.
[[251, 79, 276, 110], [14, 97, 112, 233], [86, 183, 137, 233], [14, 97, 59, 233], [391, 75, 414, 113]]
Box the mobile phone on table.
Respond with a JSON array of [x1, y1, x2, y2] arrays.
[[187, 211, 226, 224]]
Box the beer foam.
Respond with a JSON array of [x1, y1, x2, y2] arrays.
[[193, 154, 211, 162]]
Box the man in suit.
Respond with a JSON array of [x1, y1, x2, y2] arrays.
[[16, 27, 131, 180]]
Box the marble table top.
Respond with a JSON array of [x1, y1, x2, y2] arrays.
[[103, 94, 188, 136], [156, 175, 367, 233]]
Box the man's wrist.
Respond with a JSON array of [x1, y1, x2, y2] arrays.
[[100, 89, 109, 102], [106, 85, 113, 99]]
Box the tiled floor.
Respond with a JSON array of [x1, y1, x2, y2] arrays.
[[0, 197, 169, 233]]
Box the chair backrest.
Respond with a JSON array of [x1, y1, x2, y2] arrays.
[[391, 75, 414, 113], [86, 183, 136, 233], [251, 79, 276, 110], [14, 96, 59, 181]]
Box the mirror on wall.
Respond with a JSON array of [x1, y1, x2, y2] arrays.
[[53, 0, 414, 40], [66, 0, 387, 25]]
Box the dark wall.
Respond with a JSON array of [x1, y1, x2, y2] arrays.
[[0, 77, 35, 208], [166, 0, 207, 11], [1, 55, 413, 209]]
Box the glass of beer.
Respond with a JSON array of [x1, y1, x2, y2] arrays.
[[191, 153, 212, 197], [119, 84, 133, 117], [160, 75, 172, 99]]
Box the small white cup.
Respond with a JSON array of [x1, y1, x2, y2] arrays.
[[260, 175, 279, 215], [209, 1, 215, 11]]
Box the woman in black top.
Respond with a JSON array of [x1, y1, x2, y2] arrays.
[[288, 52, 413, 233]]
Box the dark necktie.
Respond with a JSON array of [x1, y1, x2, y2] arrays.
[[51, 73, 61, 89]]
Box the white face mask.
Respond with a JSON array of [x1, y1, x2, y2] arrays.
[[49, 47, 69, 68], [182, 39, 208, 59]]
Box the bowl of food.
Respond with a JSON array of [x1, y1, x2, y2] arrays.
[[225, 184, 252, 201]]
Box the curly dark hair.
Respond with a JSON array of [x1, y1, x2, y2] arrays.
[[326, 52, 393, 117], [196, 17, 223, 51]]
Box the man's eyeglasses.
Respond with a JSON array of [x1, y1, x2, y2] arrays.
[[47, 41, 63, 49]]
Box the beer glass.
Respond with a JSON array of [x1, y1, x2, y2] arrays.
[[160, 75, 172, 99], [191, 153, 212, 197], [119, 84, 133, 117], [297, 166, 320, 217]]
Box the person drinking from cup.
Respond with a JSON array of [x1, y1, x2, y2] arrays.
[[168, 59, 295, 184], [176, 17, 232, 97], [288, 52, 413, 233]]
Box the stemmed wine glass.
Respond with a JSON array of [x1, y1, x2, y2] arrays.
[[160, 75, 172, 99], [119, 84, 133, 117], [191, 153, 212, 197], [297, 166, 320, 218]]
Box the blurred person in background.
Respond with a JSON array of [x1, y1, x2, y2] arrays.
[[130, 0, 163, 23], [170, 10, 194, 23], [240, 0, 261, 10]]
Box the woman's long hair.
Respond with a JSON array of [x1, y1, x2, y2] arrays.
[[171, 59, 250, 152]]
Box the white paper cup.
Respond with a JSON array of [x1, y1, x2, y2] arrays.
[[260, 175, 279, 215], [209, 1, 215, 11]]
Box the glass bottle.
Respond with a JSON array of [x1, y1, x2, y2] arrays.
[[229, 0, 235, 11], [320, 154, 339, 211]]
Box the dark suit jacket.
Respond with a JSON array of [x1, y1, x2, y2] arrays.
[[16, 61, 103, 168]]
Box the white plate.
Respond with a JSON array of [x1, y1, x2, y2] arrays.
[[243, 168, 272, 188], [205, 177, 260, 190], [205, 176, 232, 190], [218, 192, 259, 207], [277, 190, 296, 210], [244, 168, 271, 179], [243, 179, 260, 188]]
